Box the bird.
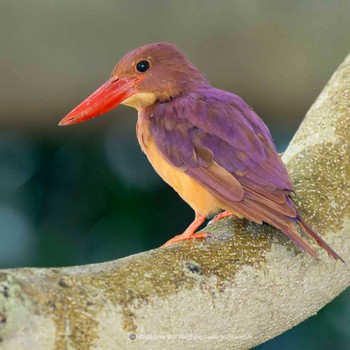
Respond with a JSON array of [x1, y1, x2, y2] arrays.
[[59, 42, 343, 261]]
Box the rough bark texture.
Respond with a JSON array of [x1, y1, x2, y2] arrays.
[[1, 53, 350, 350]]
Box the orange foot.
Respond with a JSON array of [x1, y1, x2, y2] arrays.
[[162, 215, 207, 246], [209, 211, 236, 224]]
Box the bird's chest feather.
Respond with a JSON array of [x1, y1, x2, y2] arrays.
[[136, 114, 220, 216]]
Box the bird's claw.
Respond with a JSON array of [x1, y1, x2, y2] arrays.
[[207, 211, 236, 226], [162, 231, 212, 247]]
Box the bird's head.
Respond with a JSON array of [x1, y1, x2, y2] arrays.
[[59, 42, 208, 126]]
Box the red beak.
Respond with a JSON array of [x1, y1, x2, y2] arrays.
[[59, 76, 141, 126]]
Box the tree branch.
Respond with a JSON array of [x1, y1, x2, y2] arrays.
[[1, 53, 350, 350]]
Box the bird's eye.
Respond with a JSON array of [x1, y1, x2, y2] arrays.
[[136, 60, 150, 73]]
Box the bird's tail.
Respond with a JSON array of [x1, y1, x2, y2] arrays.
[[278, 212, 344, 262], [221, 191, 344, 261], [294, 215, 344, 262], [274, 198, 344, 262]]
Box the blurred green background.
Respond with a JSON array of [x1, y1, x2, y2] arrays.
[[0, 0, 349, 348]]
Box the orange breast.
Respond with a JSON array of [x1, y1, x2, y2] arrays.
[[137, 121, 222, 216]]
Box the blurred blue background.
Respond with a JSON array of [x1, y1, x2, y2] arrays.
[[0, 1, 349, 348]]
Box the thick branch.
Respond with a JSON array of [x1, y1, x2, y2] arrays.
[[1, 54, 350, 350]]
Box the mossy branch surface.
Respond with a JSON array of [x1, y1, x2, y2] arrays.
[[1, 54, 350, 350]]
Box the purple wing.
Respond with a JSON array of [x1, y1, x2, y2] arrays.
[[150, 86, 293, 202]]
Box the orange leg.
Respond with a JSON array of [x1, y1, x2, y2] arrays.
[[162, 214, 207, 246], [210, 211, 236, 224]]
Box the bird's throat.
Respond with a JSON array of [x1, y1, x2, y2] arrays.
[[121, 92, 157, 111]]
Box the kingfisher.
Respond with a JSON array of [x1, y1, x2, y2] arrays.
[[59, 42, 342, 261]]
